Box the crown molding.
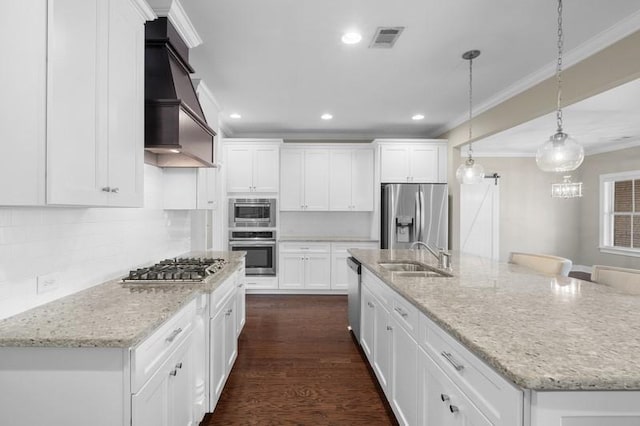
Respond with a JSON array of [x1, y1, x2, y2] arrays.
[[146, 0, 202, 48], [129, 0, 156, 21], [585, 139, 640, 156], [433, 9, 640, 138]]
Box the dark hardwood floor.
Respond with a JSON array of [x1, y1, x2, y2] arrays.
[[200, 295, 398, 425]]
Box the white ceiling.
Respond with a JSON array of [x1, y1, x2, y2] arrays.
[[180, 0, 640, 140], [470, 77, 640, 157]]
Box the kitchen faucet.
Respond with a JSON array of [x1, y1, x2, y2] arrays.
[[411, 241, 451, 270]]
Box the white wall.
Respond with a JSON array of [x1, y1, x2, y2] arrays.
[[0, 165, 191, 320], [279, 211, 375, 239]]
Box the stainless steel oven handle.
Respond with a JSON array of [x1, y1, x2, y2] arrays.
[[229, 241, 276, 247]]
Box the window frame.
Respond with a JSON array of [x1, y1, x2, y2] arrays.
[[599, 170, 640, 257]]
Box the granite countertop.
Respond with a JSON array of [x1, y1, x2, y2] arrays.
[[349, 249, 640, 391], [279, 236, 378, 243], [0, 251, 245, 349]]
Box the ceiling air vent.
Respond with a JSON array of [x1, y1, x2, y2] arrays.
[[369, 27, 405, 48]]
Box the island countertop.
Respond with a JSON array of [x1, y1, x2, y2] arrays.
[[0, 251, 245, 349], [348, 249, 640, 391]]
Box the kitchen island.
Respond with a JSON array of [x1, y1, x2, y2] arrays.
[[0, 251, 246, 426], [349, 249, 640, 425]]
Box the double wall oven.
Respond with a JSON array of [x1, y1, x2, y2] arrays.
[[228, 198, 277, 276]]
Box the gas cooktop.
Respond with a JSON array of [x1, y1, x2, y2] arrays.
[[122, 257, 227, 283]]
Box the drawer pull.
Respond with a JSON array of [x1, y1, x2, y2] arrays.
[[441, 351, 465, 371], [169, 369, 177, 377], [394, 306, 408, 318], [440, 394, 450, 402], [367, 302, 374, 308], [386, 325, 393, 331], [175, 362, 183, 369], [449, 405, 459, 414], [165, 327, 183, 343]]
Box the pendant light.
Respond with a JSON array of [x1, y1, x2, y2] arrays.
[[456, 50, 485, 184], [536, 0, 584, 172]]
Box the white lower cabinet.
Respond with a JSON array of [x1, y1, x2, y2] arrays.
[[209, 272, 239, 411], [360, 267, 523, 426], [236, 269, 247, 336], [278, 243, 331, 290], [330, 242, 378, 290]]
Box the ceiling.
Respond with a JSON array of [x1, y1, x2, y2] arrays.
[[180, 0, 640, 140], [470, 77, 640, 157]]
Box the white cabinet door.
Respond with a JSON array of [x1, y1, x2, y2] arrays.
[[329, 150, 352, 210], [209, 307, 226, 405], [351, 149, 374, 211], [253, 146, 279, 192], [331, 251, 350, 290], [373, 298, 391, 396], [279, 253, 305, 289], [280, 149, 305, 210], [106, 0, 143, 207], [236, 276, 246, 337], [223, 295, 238, 373], [132, 360, 170, 426], [304, 253, 331, 289], [168, 335, 194, 426], [410, 145, 440, 183], [390, 316, 418, 426], [380, 146, 410, 183], [360, 285, 376, 363], [0, 1, 46, 206], [303, 149, 330, 210], [226, 147, 253, 193], [197, 168, 218, 210], [47, 0, 108, 206]]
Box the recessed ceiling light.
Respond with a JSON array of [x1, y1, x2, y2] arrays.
[[341, 32, 362, 45], [229, 113, 241, 119], [321, 113, 333, 120], [412, 114, 425, 121]]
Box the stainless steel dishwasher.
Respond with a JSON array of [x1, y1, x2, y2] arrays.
[[347, 257, 362, 342]]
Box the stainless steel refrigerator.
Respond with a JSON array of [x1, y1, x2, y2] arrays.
[[381, 183, 448, 250]]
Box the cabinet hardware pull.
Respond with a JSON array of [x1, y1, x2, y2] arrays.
[[386, 325, 393, 331], [441, 351, 464, 371], [367, 302, 374, 308], [110, 187, 119, 193], [440, 394, 450, 402], [169, 369, 177, 376], [238, 283, 244, 288], [165, 327, 183, 343], [449, 405, 459, 414], [101, 187, 111, 192], [394, 307, 408, 318], [175, 362, 183, 369]]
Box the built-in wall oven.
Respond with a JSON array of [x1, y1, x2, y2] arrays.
[[229, 198, 276, 228], [228, 230, 276, 276]]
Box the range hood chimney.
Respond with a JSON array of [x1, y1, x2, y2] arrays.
[[144, 17, 216, 167]]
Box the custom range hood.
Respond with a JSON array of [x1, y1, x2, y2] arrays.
[[145, 18, 216, 167]]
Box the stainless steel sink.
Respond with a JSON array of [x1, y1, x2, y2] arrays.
[[378, 261, 430, 272], [392, 270, 452, 278]]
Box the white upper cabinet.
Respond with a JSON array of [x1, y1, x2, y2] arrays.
[[225, 140, 281, 194], [0, 0, 150, 207], [377, 139, 448, 183], [46, 0, 148, 206], [0, 1, 47, 206], [280, 148, 329, 211], [329, 148, 374, 211], [163, 168, 217, 210]]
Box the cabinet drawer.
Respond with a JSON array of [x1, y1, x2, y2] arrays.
[[362, 268, 391, 308], [390, 293, 419, 339], [331, 241, 378, 253], [419, 314, 523, 425], [131, 299, 196, 393], [279, 242, 330, 253], [210, 272, 237, 315]]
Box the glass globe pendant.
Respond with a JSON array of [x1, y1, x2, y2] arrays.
[[536, 0, 584, 173], [455, 49, 485, 185]]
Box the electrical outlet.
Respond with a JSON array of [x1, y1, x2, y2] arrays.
[[37, 273, 59, 294]]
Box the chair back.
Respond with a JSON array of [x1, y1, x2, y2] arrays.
[[591, 265, 640, 295], [509, 252, 572, 276]]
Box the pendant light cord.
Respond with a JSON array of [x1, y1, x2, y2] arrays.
[[468, 53, 474, 161], [556, 0, 564, 133]]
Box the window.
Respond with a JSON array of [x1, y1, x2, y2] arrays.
[[600, 171, 640, 257]]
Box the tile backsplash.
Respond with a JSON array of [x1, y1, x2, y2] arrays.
[[0, 165, 191, 319]]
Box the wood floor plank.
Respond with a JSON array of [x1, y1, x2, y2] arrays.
[[200, 295, 398, 425]]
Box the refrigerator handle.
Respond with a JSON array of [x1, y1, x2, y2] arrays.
[[414, 190, 421, 243]]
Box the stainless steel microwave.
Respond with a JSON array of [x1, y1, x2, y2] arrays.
[[228, 198, 276, 228]]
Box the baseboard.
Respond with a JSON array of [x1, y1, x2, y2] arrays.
[[246, 289, 348, 295]]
